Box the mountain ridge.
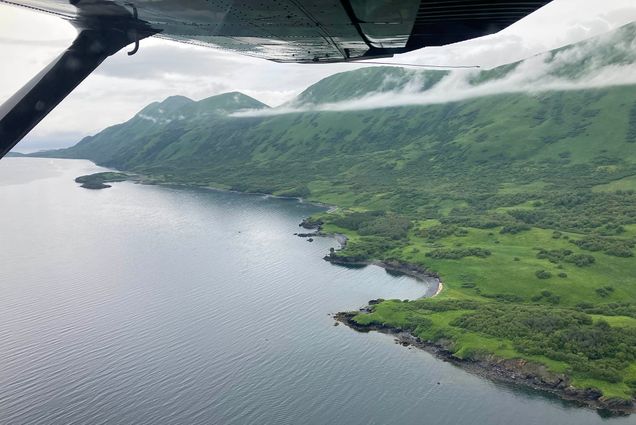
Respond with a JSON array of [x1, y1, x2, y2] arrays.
[[36, 21, 636, 168]]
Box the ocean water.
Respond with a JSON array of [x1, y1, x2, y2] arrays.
[[0, 158, 630, 425]]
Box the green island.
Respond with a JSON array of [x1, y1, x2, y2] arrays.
[[36, 24, 636, 413], [74, 172, 130, 189]]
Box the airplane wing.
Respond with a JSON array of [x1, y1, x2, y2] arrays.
[[0, 0, 552, 157]]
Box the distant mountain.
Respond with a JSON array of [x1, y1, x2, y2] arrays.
[[37, 91, 269, 166], [37, 22, 636, 198], [291, 67, 448, 105]]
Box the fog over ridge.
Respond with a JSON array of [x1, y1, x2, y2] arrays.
[[232, 24, 636, 118]]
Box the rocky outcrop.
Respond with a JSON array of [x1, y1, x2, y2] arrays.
[[299, 218, 323, 230], [325, 256, 441, 289], [335, 308, 635, 416], [78, 182, 112, 189], [74, 172, 131, 190], [296, 232, 318, 237]]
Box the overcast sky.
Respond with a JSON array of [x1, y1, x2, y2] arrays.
[[1, 0, 636, 152]]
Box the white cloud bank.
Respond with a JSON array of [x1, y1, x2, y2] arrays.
[[232, 26, 636, 117]]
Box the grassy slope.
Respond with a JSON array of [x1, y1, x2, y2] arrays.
[[38, 28, 636, 400], [54, 85, 636, 399], [344, 221, 636, 397]]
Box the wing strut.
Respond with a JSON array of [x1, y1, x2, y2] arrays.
[[0, 5, 157, 158]]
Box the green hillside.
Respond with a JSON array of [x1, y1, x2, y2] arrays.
[[39, 23, 636, 405], [292, 66, 448, 105]]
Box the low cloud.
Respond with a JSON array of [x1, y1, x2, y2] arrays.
[[232, 27, 636, 118]]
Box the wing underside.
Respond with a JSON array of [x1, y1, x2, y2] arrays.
[[2, 0, 552, 62]]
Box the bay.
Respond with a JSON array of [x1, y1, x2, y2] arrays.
[[0, 158, 628, 424]]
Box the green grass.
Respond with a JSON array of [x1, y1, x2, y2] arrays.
[[351, 296, 636, 398], [321, 179, 636, 399], [75, 172, 129, 184], [397, 226, 636, 306], [38, 25, 636, 402], [593, 174, 636, 192]]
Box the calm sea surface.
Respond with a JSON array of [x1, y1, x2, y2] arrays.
[[0, 158, 630, 425]]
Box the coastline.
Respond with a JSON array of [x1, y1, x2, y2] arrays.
[[72, 162, 633, 416], [334, 310, 635, 416], [323, 256, 443, 298], [290, 195, 634, 416], [295, 217, 443, 298], [102, 171, 341, 213]]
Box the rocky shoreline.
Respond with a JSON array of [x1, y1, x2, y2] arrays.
[[327, 257, 443, 297], [295, 218, 348, 247], [300, 217, 632, 415], [335, 309, 635, 416], [74, 172, 134, 190], [77, 167, 633, 415], [296, 218, 443, 296]]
